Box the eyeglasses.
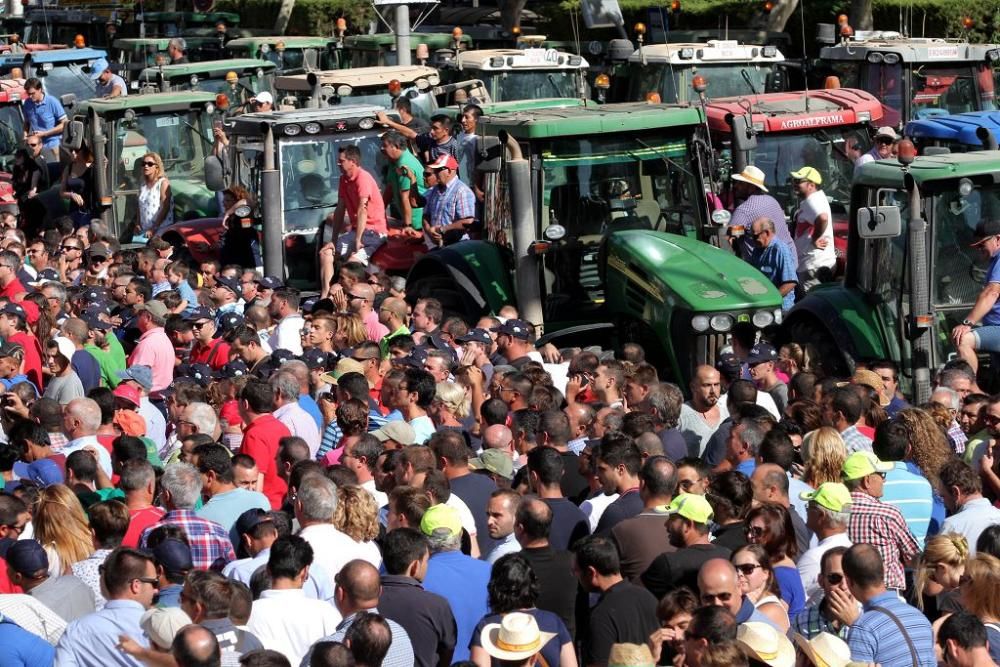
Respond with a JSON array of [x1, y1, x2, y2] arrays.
[[984, 413, 1000, 425], [142, 161, 156, 167], [5, 522, 26, 536], [423, 171, 435, 176], [734, 563, 762, 576], [348, 294, 367, 301], [824, 573, 844, 585]]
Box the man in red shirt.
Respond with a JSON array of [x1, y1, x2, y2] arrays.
[[0, 302, 43, 392], [238, 379, 291, 508], [187, 307, 230, 371], [0, 250, 27, 302], [120, 459, 165, 548], [325, 144, 388, 265]]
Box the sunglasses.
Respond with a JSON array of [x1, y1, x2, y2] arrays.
[[61, 245, 80, 251], [143, 161, 156, 167], [135, 576, 160, 588], [423, 171, 435, 176], [734, 563, 762, 576], [746, 525, 765, 537], [26, 143, 39, 147], [824, 573, 844, 585], [984, 414, 1000, 425]]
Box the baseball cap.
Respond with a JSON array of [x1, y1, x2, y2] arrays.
[[715, 352, 742, 379], [790, 166, 822, 185], [82, 311, 113, 331], [747, 343, 778, 365], [420, 504, 462, 537], [800, 482, 853, 513], [6, 540, 48, 575], [216, 312, 245, 337], [971, 219, 1000, 246], [135, 300, 169, 323], [214, 275, 241, 296], [469, 449, 514, 480], [184, 306, 215, 323], [841, 451, 893, 481], [0, 340, 22, 359], [235, 508, 274, 536], [429, 153, 459, 171], [370, 421, 416, 446], [301, 348, 331, 370], [491, 319, 534, 341], [152, 538, 194, 575], [219, 359, 249, 379], [0, 302, 26, 321], [113, 383, 141, 408], [271, 349, 297, 367], [89, 57, 109, 80], [658, 493, 714, 524], [255, 275, 283, 290], [141, 607, 193, 651], [875, 126, 899, 141], [851, 369, 889, 407], [51, 336, 76, 365], [88, 242, 111, 261], [319, 358, 365, 386], [13, 458, 63, 487], [457, 328, 492, 345], [118, 365, 153, 391], [190, 363, 215, 387], [254, 91, 273, 105]]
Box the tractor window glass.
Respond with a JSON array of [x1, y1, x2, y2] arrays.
[[911, 65, 977, 120]]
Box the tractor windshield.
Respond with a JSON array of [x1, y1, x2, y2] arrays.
[[0, 105, 22, 163], [911, 65, 978, 119], [632, 62, 773, 103], [480, 69, 581, 102], [271, 132, 386, 288], [41, 64, 97, 104]]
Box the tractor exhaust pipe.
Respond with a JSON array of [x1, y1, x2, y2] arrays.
[[977, 126, 999, 151], [498, 130, 543, 333]]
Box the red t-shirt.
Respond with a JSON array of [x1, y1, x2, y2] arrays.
[[0, 556, 22, 594], [190, 339, 231, 371], [339, 168, 388, 235], [240, 414, 290, 509], [9, 331, 44, 393], [0, 277, 27, 301], [122, 506, 166, 548]]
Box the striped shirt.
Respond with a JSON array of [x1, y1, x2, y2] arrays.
[[848, 492, 920, 591], [880, 461, 934, 549], [848, 591, 935, 667]]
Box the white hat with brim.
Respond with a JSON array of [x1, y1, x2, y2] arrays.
[[736, 622, 796, 667], [480, 612, 557, 662], [793, 632, 852, 667], [731, 165, 769, 192]]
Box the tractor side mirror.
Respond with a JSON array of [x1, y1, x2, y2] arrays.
[[476, 136, 502, 174], [63, 120, 84, 151], [857, 205, 901, 239], [60, 93, 77, 111], [730, 114, 757, 152], [204, 155, 226, 192]]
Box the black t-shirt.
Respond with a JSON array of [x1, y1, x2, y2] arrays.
[[543, 497, 591, 552], [557, 450, 590, 503], [520, 546, 583, 639], [595, 488, 643, 536], [378, 575, 457, 667], [586, 580, 659, 666], [641, 542, 732, 600], [449, 471, 497, 555], [711, 522, 748, 553], [658, 427, 689, 462]]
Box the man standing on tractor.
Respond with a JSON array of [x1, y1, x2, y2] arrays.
[[952, 220, 1000, 375], [322, 145, 387, 273], [790, 166, 835, 299]]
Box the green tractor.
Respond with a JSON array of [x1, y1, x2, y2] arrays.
[[405, 102, 783, 385], [783, 145, 1000, 401]]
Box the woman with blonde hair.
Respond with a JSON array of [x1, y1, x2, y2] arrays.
[[33, 484, 94, 575], [801, 427, 848, 488], [914, 533, 968, 612], [957, 552, 1000, 663], [896, 407, 954, 492], [432, 381, 470, 425], [332, 483, 382, 569], [777, 342, 816, 379], [331, 313, 366, 350], [136, 151, 173, 237]]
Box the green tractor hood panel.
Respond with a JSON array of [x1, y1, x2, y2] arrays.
[[605, 230, 783, 311]]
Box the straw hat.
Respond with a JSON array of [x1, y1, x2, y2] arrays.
[[480, 612, 557, 661], [608, 642, 656, 667], [793, 632, 852, 667], [736, 622, 796, 667], [731, 165, 769, 192]]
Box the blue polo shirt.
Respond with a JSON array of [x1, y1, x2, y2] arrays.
[[23, 93, 67, 150], [0, 616, 55, 666], [750, 238, 798, 311], [881, 461, 934, 549], [848, 591, 934, 667], [423, 550, 491, 663], [983, 249, 1000, 325]]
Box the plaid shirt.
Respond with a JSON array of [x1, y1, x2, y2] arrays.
[[729, 193, 797, 265], [791, 599, 852, 640], [848, 492, 920, 590], [840, 425, 873, 454], [947, 420, 968, 455], [139, 509, 236, 571], [48, 431, 68, 453], [424, 177, 476, 232]]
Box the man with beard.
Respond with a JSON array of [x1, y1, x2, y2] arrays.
[[641, 493, 731, 600], [678, 365, 728, 458], [267, 288, 304, 356], [491, 319, 536, 370], [82, 310, 126, 388]]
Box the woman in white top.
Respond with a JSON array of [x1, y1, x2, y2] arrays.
[[732, 544, 791, 632], [136, 151, 173, 237]]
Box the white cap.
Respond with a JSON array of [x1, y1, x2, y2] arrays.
[[255, 91, 273, 105]]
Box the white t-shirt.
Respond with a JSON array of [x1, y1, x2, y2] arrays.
[[793, 190, 836, 272]]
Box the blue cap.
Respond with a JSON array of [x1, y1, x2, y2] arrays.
[[190, 363, 215, 386], [301, 348, 331, 370], [255, 276, 283, 290], [117, 365, 153, 391], [184, 306, 215, 323], [25, 459, 64, 487], [219, 359, 249, 378], [90, 57, 109, 80], [82, 312, 112, 330], [215, 275, 241, 296], [272, 349, 296, 366], [152, 538, 193, 574], [6, 539, 48, 575], [747, 343, 778, 365], [457, 328, 491, 345], [216, 312, 244, 336], [491, 319, 535, 341]]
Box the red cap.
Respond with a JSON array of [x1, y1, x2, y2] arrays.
[[429, 154, 459, 171], [113, 383, 141, 408], [18, 300, 39, 326]]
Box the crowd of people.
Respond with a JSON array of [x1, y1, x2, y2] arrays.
[[0, 208, 995, 667]]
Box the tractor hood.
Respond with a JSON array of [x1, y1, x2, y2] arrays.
[[605, 230, 782, 311]]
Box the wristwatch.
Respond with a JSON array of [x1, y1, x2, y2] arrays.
[[963, 319, 976, 326]]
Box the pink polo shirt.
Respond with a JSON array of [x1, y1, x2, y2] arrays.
[[128, 327, 175, 394], [362, 309, 389, 343], [339, 167, 387, 235]]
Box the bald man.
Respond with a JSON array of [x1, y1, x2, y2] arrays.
[[483, 424, 516, 465], [750, 463, 812, 556], [310, 559, 415, 666], [379, 297, 410, 358], [678, 366, 729, 457], [697, 558, 780, 630], [349, 282, 389, 343], [172, 625, 220, 667]]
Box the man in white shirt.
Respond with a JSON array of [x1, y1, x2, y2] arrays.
[[246, 534, 341, 665], [342, 435, 388, 508], [296, 475, 382, 580], [939, 458, 1000, 555], [798, 483, 853, 603], [61, 397, 113, 477], [270, 371, 321, 457], [267, 287, 305, 355], [790, 166, 835, 298], [678, 365, 728, 457]]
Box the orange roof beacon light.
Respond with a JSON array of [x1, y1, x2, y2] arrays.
[[645, 91, 662, 103], [276, 41, 286, 52], [595, 73, 611, 89], [692, 74, 708, 94], [415, 43, 429, 63], [215, 93, 230, 110], [670, 0, 681, 12], [824, 75, 841, 89], [74, 34, 86, 47], [896, 138, 917, 166], [511, 26, 521, 36], [387, 79, 402, 96], [837, 14, 849, 25], [840, 23, 854, 40], [764, 1, 773, 12], [634, 22, 646, 47], [10, 67, 22, 78], [963, 16, 975, 29], [336, 17, 347, 35]]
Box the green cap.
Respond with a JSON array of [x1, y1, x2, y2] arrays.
[[800, 482, 853, 512], [420, 504, 462, 537], [841, 451, 893, 481], [469, 449, 514, 480], [658, 493, 714, 524]]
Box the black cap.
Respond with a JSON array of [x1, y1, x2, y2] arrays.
[[216, 312, 245, 335], [219, 359, 249, 378], [972, 219, 1000, 246], [215, 275, 241, 296], [235, 508, 274, 536], [457, 328, 491, 345], [272, 349, 296, 366], [0, 302, 26, 320], [301, 348, 330, 370], [152, 538, 193, 574], [255, 276, 283, 290], [490, 319, 534, 341], [190, 363, 215, 386], [185, 306, 215, 323], [82, 312, 113, 330], [6, 539, 48, 575]]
